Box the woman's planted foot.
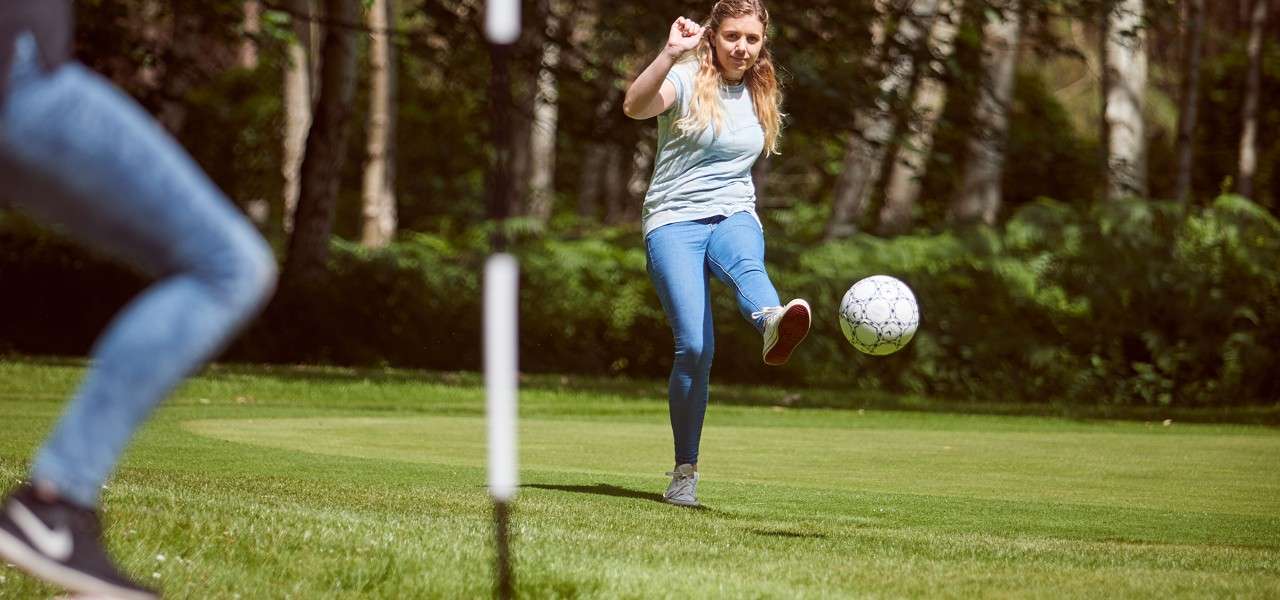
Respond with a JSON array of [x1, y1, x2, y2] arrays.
[[663, 464, 701, 507]]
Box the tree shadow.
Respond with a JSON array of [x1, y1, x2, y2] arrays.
[[748, 528, 827, 540], [523, 482, 711, 511]]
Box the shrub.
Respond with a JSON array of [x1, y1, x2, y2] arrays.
[[3, 196, 1278, 407]]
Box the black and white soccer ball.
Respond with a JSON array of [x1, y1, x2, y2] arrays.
[[839, 275, 919, 355]]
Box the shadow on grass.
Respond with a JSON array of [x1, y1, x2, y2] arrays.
[[748, 528, 828, 540], [523, 482, 711, 511], [523, 482, 664, 503]]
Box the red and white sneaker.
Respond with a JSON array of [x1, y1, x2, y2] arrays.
[[754, 299, 811, 366]]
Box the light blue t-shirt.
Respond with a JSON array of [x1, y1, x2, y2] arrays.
[[642, 61, 765, 236]]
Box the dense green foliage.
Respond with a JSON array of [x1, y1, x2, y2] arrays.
[[4, 195, 1277, 407]]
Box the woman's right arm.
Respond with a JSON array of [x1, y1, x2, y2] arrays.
[[623, 17, 704, 120]]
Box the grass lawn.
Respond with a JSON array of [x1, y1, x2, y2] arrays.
[[1, 358, 1278, 598]]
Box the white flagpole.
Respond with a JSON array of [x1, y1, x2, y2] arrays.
[[485, 0, 520, 45], [485, 1, 520, 598], [485, 253, 519, 504]]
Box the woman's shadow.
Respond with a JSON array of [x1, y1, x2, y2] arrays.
[[523, 482, 711, 510]]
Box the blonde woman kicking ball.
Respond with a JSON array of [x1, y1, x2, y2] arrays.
[[624, 0, 810, 507]]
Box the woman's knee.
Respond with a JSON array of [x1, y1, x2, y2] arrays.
[[673, 338, 715, 372], [227, 231, 278, 312], [192, 223, 278, 314]]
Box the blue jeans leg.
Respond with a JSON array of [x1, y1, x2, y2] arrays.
[[706, 212, 781, 331], [646, 220, 715, 467], [0, 36, 278, 509]]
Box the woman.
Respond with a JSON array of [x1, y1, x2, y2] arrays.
[[623, 0, 810, 507]]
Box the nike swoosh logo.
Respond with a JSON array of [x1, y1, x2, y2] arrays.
[[7, 501, 73, 561]]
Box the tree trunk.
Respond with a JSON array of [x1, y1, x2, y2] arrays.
[[282, 0, 316, 235], [1237, 0, 1268, 199], [509, 106, 533, 219], [577, 142, 607, 220], [950, 0, 1022, 225], [825, 0, 939, 240], [240, 0, 261, 69], [879, 0, 964, 235], [134, 0, 195, 133], [282, 0, 361, 289], [565, 0, 608, 222], [527, 5, 562, 225], [824, 0, 894, 240], [626, 136, 654, 222], [361, 0, 398, 248], [502, 2, 544, 221], [1174, 0, 1205, 205], [603, 144, 628, 225], [1102, 0, 1149, 201], [236, 0, 266, 226]]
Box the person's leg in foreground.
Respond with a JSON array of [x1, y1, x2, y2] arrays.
[[0, 34, 277, 599]]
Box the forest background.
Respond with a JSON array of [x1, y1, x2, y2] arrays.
[[2, 0, 1278, 413]]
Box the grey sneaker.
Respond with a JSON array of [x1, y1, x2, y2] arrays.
[[663, 464, 700, 507], [754, 299, 811, 366]]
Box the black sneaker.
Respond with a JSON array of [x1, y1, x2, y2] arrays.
[[0, 485, 158, 599]]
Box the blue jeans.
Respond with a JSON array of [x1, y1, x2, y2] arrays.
[[0, 35, 278, 509], [645, 212, 781, 467]]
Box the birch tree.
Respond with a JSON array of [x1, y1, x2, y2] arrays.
[[282, 0, 317, 234], [240, 0, 260, 69], [826, 0, 939, 239], [1102, 0, 1149, 201], [283, 0, 361, 288], [950, 0, 1022, 225], [527, 1, 563, 225], [878, 0, 964, 235], [626, 136, 655, 220], [361, 0, 398, 247], [1236, 0, 1268, 199]]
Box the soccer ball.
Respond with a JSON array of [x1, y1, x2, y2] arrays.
[[839, 275, 919, 355]]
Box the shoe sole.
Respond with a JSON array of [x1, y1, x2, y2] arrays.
[[0, 528, 157, 600], [663, 496, 701, 507], [764, 302, 810, 366]]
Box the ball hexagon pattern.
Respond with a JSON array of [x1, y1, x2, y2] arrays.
[[839, 275, 919, 355]]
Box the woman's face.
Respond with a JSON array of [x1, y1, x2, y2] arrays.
[[713, 14, 765, 83]]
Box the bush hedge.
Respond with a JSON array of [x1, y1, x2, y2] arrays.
[[2, 196, 1277, 407]]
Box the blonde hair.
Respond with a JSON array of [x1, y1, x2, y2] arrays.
[[676, 0, 784, 155]]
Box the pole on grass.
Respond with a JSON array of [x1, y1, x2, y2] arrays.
[[485, 253, 518, 600], [485, 1, 519, 599]]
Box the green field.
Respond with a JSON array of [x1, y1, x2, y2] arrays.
[[1, 359, 1278, 598]]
